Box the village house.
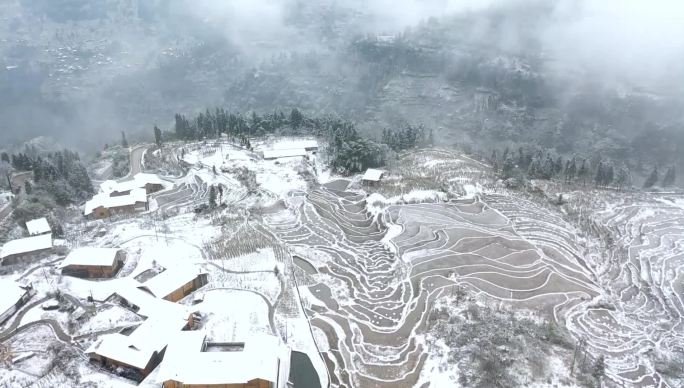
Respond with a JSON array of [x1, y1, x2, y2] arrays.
[[59, 247, 125, 278], [103, 173, 166, 197], [25, 217, 51, 236], [137, 269, 208, 302], [262, 149, 308, 160], [271, 139, 318, 152], [0, 233, 53, 266], [362, 168, 385, 186], [0, 280, 34, 324], [86, 315, 191, 382], [157, 331, 291, 388], [84, 188, 148, 219]]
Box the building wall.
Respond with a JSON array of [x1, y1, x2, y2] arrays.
[[163, 274, 208, 302], [162, 378, 272, 388], [145, 183, 163, 194], [1, 248, 53, 266]]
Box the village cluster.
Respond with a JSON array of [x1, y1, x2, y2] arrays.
[[0, 140, 333, 387]]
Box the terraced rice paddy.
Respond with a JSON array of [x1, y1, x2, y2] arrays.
[[265, 182, 605, 387], [568, 196, 684, 387]]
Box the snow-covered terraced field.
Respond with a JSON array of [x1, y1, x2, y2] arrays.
[[264, 181, 602, 387], [565, 195, 684, 387]]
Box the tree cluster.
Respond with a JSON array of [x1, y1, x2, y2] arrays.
[[170, 107, 389, 174], [381, 124, 427, 152], [490, 146, 632, 190], [6, 150, 94, 206]]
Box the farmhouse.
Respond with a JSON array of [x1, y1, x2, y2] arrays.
[[59, 247, 125, 278], [0, 233, 53, 265], [25, 217, 51, 236], [362, 168, 385, 186], [138, 269, 208, 302], [84, 188, 148, 219], [0, 280, 34, 324], [86, 315, 192, 382], [157, 331, 291, 388], [104, 173, 166, 197]]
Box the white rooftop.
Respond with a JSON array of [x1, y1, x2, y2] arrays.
[[0, 234, 52, 260], [84, 188, 148, 215], [100, 173, 164, 196], [0, 279, 28, 315], [262, 149, 308, 160], [25, 218, 51, 236], [270, 139, 318, 150], [157, 331, 290, 386], [86, 315, 189, 370], [362, 168, 385, 182], [59, 247, 121, 268], [138, 268, 204, 300]]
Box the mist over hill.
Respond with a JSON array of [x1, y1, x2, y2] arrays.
[[1, 0, 683, 170]]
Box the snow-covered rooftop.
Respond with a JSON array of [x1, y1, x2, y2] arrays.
[[138, 268, 205, 300], [262, 149, 308, 160], [0, 233, 53, 259], [362, 168, 384, 181], [0, 279, 28, 316], [270, 139, 318, 150], [157, 331, 290, 386], [84, 188, 147, 215], [26, 217, 51, 236], [59, 247, 121, 268], [100, 173, 164, 195], [86, 315, 189, 370]]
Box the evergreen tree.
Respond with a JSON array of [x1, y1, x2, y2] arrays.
[[490, 150, 498, 164], [502, 157, 516, 179], [0, 153, 8, 164], [290, 108, 303, 129], [604, 164, 614, 186], [615, 166, 631, 191], [643, 166, 659, 188], [662, 165, 676, 187], [121, 131, 129, 148], [595, 162, 605, 187], [24, 181, 32, 195], [208, 185, 217, 208], [154, 126, 163, 147], [578, 159, 589, 186], [592, 355, 606, 386]]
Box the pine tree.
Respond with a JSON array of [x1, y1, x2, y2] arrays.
[[502, 156, 516, 179], [0, 153, 8, 163], [154, 126, 163, 147], [208, 185, 217, 208], [595, 162, 605, 187], [643, 166, 658, 188], [615, 166, 631, 191], [24, 181, 32, 195], [604, 164, 614, 186], [578, 159, 588, 186], [121, 131, 129, 148], [662, 165, 676, 187], [290, 108, 303, 129], [490, 150, 498, 164], [592, 355, 606, 386]]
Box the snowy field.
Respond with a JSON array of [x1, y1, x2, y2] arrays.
[[1, 143, 683, 387]]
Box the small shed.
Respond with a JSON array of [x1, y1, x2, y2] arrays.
[[157, 331, 291, 388], [25, 218, 51, 236], [362, 169, 385, 186], [0, 280, 33, 324], [0, 234, 53, 266], [59, 247, 125, 278], [138, 269, 208, 302]]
